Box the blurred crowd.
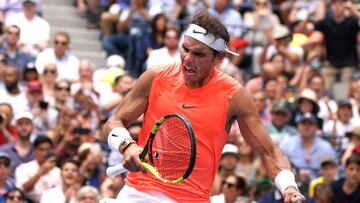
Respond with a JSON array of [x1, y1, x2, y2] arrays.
[[0, 0, 360, 202]]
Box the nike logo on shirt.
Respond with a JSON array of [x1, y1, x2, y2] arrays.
[[182, 104, 197, 109]]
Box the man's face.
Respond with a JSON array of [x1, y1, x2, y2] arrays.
[[54, 35, 69, 58], [6, 27, 20, 46], [345, 163, 360, 185], [180, 36, 223, 88], [164, 30, 179, 50], [272, 111, 289, 127], [61, 162, 78, 186], [4, 68, 19, 86], [23, 1, 36, 17], [297, 120, 317, 139], [34, 142, 52, 164], [331, 0, 346, 18], [115, 75, 135, 95], [16, 118, 33, 140]]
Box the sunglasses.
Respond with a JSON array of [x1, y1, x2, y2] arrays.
[[222, 181, 236, 188], [7, 31, 20, 36], [7, 195, 24, 201], [54, 40, 68, 46], [43, 69, 56, 74], [56, 86, 70, 92]]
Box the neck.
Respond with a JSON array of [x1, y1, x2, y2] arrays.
[[301, 136, 315, 149], [17, 138, 31, 147], [7, 44, 17, 53], [343, 179, 359, 194], [333, 15, 345, 23]]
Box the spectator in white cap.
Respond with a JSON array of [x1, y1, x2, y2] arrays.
[[0, 111, 35, 181], [211, 144, 239, 196]]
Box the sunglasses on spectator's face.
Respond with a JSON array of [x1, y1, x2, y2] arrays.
[[54, 40, 68, 46], [56, 86, 70, 92], [44, 69, 57, 74], [222, 181, 236, 188], [7, 195, 24, 201], [7, 31, 20, 36]]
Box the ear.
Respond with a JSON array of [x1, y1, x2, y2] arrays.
[[214, 52, 227, 66]]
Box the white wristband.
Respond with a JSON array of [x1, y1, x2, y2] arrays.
[[274, 170, 298, 195], [107, 127, 131, 152]]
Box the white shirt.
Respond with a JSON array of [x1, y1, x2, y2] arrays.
[[210, 193, 225, 203], [0, 85, 28, 115], [40, 186, 76, 203], [146, 47, 180, 68], [15, 160, 62, 203], [6, 12, 50, 55], [35, 48, 80, 81]]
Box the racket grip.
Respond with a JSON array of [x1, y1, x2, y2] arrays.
[[106, 164, 127, 177]]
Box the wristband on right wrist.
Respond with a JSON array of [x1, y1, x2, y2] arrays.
[[107, 127, 131, 152], [274, 170, 298, 195]]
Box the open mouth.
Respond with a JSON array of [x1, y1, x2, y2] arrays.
[[184, 66, 196, 76]]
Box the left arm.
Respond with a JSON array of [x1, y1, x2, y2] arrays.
[[228, 86, 305, 202]]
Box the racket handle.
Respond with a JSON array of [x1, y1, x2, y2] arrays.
[[106, 164, 127, 177]]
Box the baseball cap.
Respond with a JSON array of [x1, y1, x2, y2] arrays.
[[337, 99, 352, 108], [271, 100, 290, 114], [106, 55, 125, 69], [27, 80, 42, 93], [346, 126, 360, 138], [297, 112, 318, 124], [15, 111, 33, 122], [221, 144, 239, 158], [320, 158, 337, 168]]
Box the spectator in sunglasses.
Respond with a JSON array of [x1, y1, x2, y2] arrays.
[[4, 188, 26, 203]]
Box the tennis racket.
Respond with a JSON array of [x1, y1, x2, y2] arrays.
[[106, 113, 196, 184]]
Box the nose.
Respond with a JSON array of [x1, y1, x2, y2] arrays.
[[183, 52, 193, 63]]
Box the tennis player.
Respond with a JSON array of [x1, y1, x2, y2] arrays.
[[103, 11, 305, 203]]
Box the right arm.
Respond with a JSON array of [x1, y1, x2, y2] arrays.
[[102, 66, 163, 172]]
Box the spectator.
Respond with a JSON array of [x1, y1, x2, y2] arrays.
[[146, 27, 181, 68], [341, 126, 360, 166], [306, 0, 360, 90], [51, 79, 73, 113], [331, 154, 360, 203], [35, 32, 80, 82], [0, 0, 42, 24], [71, 59, 112, 107], [0, 152, 13, 203], [208, 0, 244, 39], [25, 80, 57, 135], [280, 112, 337, 184], [77, 185, 100, 203], [210, 174, 248, 203], [323, 99, 359, 152], [349, 78, 360, 120], [211, 144, 239, 196], [99, 1, 130, 36], [73, 92, 101, 131], [266, 100, 298, 145], [308, 158, 338, 198], [0, 25, 34, 79], [243, 0, 280, 74], [39, 63, 58, 106], [100, 73, 135, 118], [245, 62, 279, 94], [0, 103, 17, 146], [3, 188, 26, 203], [99, 173, 126, 199], [5, 0, 49, 56], [0, 67, 28, 115], [145, 13, 167, 56], [0, 112, 35, 181], [77, 143, 106, 189], [15, 135, 61, 203], [40, 159, 81, 203], [290, 88, 321, 128], [287, 0, 326, 25], [252, 90, 271, 125], [235, 136, 264, 187]]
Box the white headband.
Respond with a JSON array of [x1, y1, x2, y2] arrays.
[[184, 24, 239, 56]]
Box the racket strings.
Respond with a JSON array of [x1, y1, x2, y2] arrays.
[[152, 117, 192, 181]]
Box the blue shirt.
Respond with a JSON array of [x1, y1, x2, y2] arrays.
[[279, 135, 337, 179]]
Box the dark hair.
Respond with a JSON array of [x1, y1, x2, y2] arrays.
[[345, 154, 360, 168], [235, 175, 247, 192], [60, 158, 79, 169], [33, 135, 53, 148], [190, 11, 230, 55], [4, 187, 26, 201], [150, 13, 167, 43]]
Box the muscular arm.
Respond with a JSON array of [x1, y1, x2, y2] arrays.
[[229, 86, 291, 180], [103, 67, 161, 139]]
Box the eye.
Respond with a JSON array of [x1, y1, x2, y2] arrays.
[[182, 45, 189, 53]]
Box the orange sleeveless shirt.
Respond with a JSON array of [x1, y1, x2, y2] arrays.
[[126, 63, 240, 202]]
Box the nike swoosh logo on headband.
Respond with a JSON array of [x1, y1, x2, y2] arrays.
[[192, 29, 207, 35]]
